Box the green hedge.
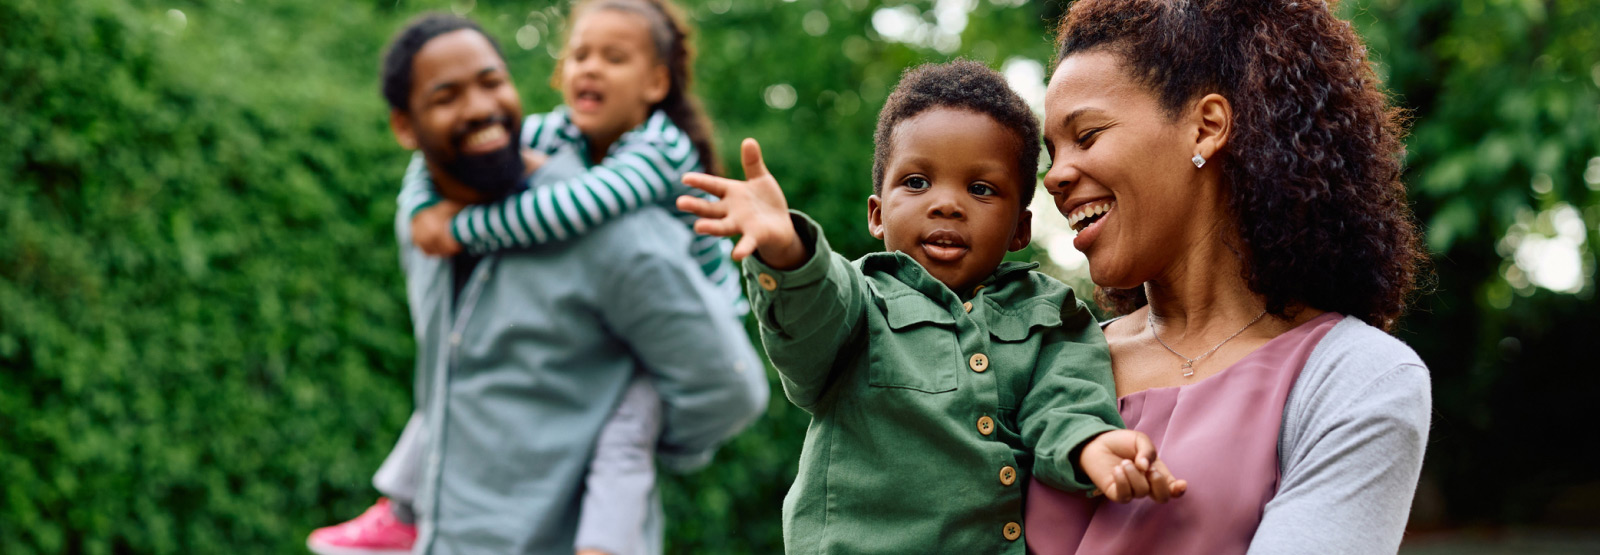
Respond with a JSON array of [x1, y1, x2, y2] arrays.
[[3, 0, 1598, 553]]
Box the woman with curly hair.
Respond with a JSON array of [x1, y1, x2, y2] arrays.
[[1026, 0, 1432, 553]]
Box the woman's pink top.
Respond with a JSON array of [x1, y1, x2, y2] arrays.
[[1024, 312, 1343, 554]]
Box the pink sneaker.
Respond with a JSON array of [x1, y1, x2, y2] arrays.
[[307, 498, 417, 555]]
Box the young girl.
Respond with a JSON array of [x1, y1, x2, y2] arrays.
[[677, 61, 1184, 553], [308, 3, 740, 555], [403, 0, 742, 312]]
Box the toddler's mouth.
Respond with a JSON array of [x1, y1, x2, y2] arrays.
[[920, 231, 969, 263]]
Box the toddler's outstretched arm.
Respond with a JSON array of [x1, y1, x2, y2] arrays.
[[1079, 430, 1188, 503], [677, 139, 808, 269]]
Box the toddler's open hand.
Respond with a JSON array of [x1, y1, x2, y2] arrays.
[[1079, 429, 1187, 503], [678, 139, 807, 269], [412, 199, 465, 257]]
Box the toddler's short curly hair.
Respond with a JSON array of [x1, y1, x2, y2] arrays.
[[872, 60, 1042, 207]]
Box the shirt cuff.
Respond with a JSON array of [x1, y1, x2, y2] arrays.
[[740, 210, 832, 293]]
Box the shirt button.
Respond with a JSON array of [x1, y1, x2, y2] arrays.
[[449, 332, 462, 347], [963, 301, 973, 313], [999, 465, 1017, 486], [757, 273, 778, 291], [976, 415, 995, 436], [1003, 521, 1022, 541], [969, 353, 989, 373]]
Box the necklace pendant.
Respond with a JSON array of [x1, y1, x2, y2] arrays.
[[1181, 361, 1195, 377]]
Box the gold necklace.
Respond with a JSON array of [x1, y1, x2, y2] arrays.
[[1147, 309, 1269, 377]]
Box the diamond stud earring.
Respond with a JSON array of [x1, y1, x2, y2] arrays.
[[1192, 154, 1206, 168]]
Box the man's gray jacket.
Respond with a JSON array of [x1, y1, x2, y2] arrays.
[[397, 149, 768, 554]]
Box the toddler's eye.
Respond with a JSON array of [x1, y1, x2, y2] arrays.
[[904, 176, 930, 190], [969, 183, 997, 196]]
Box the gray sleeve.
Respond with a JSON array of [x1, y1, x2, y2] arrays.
[[575, 375, 662, 555], [1248, 320, 1432, 555], [594, 215, 769, 474]]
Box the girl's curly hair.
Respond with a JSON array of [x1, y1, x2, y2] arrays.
[[1056, 0, 1426, 330]]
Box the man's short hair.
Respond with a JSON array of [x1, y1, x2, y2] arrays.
[[380, 13, 505, 112], [871, 60, 1042, 206]]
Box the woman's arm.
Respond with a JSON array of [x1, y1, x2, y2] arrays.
[[1248, 331, 1432, 554]]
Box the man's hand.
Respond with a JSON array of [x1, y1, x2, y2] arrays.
[[1079, 429, 1187, 503], [677, 138, 808, 270], [412, 199, 465, 257]]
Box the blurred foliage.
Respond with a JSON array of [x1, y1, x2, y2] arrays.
[[1349, 0, 1600, 528], [0, 0, 1596, 553]]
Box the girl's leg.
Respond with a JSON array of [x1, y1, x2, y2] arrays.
[[576, 373, 663, 555]]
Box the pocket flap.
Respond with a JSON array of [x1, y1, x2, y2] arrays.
[[883, 293, 957, 330], [987, 302, 1063, 341]]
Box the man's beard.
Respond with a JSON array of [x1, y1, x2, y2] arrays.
[[444, 142, 525, 200], [439, 116, 525, 200]]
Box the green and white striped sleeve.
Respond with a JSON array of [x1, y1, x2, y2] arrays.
[[520, 111, 565, 155], [449, 117, 699, 252], [397, 152, 439, 220]]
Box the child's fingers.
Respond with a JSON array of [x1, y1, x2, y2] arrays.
[[1133, 432, 1157, 473], [693, 218, 741, 238], [1147, 462, 1173, 503], [730, 235, 759, 261], [1108, 461, 1133, 503], [740, 138, 770, 180], [439, 238, 462, 257], [681, 172, 733, 196], [1171, 479, 1188, 498], [1120, 459, 1152, 500], [676, 195, 725, 218]]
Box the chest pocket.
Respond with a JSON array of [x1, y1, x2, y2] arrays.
[[867, 294, 960, 394]]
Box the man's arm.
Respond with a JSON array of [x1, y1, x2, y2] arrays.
[[595, 227, 768, 473]]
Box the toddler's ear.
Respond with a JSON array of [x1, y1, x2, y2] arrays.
[[866, 194, 886, 240], [1009, 209, 1033, 252]]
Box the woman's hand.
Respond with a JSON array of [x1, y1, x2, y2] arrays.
[[677, 138, 808, 270], [1079, 429, 1187, 503], [412, 199, 465, 257]]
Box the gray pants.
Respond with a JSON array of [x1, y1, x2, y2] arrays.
[[374, 374, 664, 555]]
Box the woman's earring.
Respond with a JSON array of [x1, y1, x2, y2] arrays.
[[1191, 154, 1206, 168]]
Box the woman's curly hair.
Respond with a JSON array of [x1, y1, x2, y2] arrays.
[[1056, 0, 1427, 330]]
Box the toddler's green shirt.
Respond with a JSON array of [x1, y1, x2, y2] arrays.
[[744, 211, 1123, 554]]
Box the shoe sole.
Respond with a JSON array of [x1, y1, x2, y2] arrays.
[[306, 538, 413, 555]]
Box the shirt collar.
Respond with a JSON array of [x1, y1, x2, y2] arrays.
[[859, 251, 1040, 301]]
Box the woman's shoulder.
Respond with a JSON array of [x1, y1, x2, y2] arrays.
[[1306, 316, 1427, 374], [1282, 315, 1432, 449]]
